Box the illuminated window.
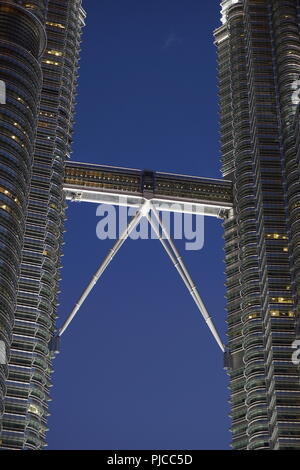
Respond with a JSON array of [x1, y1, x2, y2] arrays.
[[42, 60, 60, 66], [248, 313, 260, 320], [28, 404, 42, 416], [270, 310, 280, 317], [0, 186, 20, 206], [46, 21, 66, 29], [271, 297, 293, 304], [0, 204, 11, 213], [47, 49, 63, 57], [266, 233, 288, 240], [270, 310, 295, 318]]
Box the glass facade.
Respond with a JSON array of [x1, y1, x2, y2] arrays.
[[215, 0, 300, 450], [0, 0, 46, 425], [0, 0, 85, 449]]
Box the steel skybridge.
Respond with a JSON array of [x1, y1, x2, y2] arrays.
[[52, 161, 234, 354], [64, 161, 233, 218]]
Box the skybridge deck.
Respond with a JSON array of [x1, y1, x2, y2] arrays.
[[63, 161, 233, 218]]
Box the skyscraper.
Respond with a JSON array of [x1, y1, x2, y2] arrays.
[[1, 0, 300, 451], [0, 0, 47, 430], [215, 0, 300, 450], [0, 0, 85, 449]]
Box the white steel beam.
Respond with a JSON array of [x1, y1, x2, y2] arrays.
[[64, 189, 231, 218]]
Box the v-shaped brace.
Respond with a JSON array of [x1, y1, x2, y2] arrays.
[[56, 200, 224, 353]]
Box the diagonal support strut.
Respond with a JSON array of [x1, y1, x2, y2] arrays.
[[147, 205, 225, 352], [58, 199, 149, 337]]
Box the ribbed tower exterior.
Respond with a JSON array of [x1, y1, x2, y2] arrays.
[[215, 0, 300, 450], [0, 0, 85, 449], [0, 0, 46, 421]]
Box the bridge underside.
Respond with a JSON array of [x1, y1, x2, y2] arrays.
[[63, 161, 233, 218]]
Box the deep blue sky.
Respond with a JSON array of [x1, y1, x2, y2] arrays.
[[47, 0, 231, 450]]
